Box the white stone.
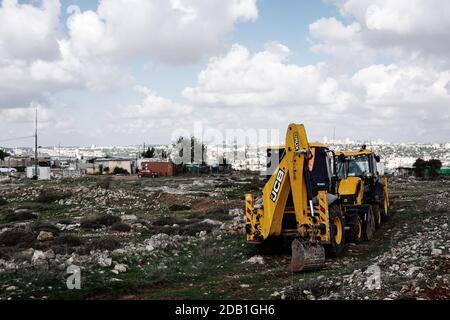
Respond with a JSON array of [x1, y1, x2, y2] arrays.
[[37, 231, 54, 242], [243, 255, 264, 265], [114, 264, 127, 273]]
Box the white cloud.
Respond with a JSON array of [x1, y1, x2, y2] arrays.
[[177, 43, 450, 142], [67, 0, 258, 63], [115, 86, 193, 134], [0, 0, 258, 110], [183, 43, 354, 111], [310, 0, 450, 64], [0, 101, 75, 131], [0, 0, 61, 61]]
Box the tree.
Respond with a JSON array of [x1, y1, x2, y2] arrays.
[[413, 158, 442, 179], [113, 167, 129, 175], [161, 149, 168, 159], [142, 147, 155, 158], [428, 159, 442, 178], [413, 158, 427, 178], [0, 149, 10, 161], [413, 158, 426, 178]]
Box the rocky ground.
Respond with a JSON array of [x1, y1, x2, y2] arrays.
[[0, 173, 449, 300]]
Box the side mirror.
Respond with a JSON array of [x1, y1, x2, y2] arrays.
[[375, 156, 381, 163]]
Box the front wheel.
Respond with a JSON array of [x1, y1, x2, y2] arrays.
[[347, 215, 363, 244], [324, 205, 345, 257]]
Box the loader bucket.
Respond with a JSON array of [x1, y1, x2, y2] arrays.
[[291, 239, 326, 272]]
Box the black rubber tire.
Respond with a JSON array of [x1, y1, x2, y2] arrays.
[[324, 205, 345, 257], [372, 204, 382, 229], [363, 206, 375, 241], [381, 196, 390, 221], [347, 215, 362, 244]]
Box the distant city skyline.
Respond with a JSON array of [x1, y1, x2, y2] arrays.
[[1, 1, 450, 146]]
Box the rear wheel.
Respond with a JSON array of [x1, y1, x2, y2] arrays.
[[372, 204, 382, 229], [347, 215, 362, 244], [324, 205, 345, 257], [363, 207, 375, 241]]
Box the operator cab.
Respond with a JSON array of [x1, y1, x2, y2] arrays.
[[266, 143, 336, 197], [336, 150, 380, 180]]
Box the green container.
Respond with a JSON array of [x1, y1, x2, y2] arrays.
[[438, 168, 450, 175]]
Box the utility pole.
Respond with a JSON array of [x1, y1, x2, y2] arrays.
[[34, 105, 38, 180], [333, 126, 336, 143]]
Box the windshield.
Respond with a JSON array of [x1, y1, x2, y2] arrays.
[[336, 155, 371, 178], [348, 155, 370, 176], [336, 161, 346, 179]]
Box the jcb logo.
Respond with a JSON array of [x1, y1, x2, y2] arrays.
[[294, 134, 300, 151], [270, 169, 285, 202]]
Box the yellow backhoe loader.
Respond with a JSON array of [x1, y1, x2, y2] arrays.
[[245, 124, 345, 272], [335, 148, 390, 243]]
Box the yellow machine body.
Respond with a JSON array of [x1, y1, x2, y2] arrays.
[[245, 124, 346, 272], [338, 176, 364, 205], [246, 124, 330, 244]]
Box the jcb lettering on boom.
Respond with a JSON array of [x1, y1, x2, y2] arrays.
[[270, 169, 285, 202], [293, 134, 300, 151]]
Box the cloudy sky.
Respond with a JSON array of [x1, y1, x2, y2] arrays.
[[1, 0, 450, 147]]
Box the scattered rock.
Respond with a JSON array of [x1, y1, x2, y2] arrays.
[[97, 256, 113, 268], [243, 255, 264, 265], [114, 263, 127, 273], [431, 249, 443, 256], [121, 214, 137, 221], [37, 231, 54, 242]]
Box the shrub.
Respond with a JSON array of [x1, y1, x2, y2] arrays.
[[86, 237, 121, 251], [0, 230, 35, 247], [169, 204, 191, 211], [110, 222, 131, 233], [112, 167, 129, 175], [97, 176, 112, 189], [36, 190, 71, 203], [80, 215, 121, 230], [31, 221, 60, 235], [0, 197, 7, 206], [3, 210, 38, 222], [53, 235, 83, 247]]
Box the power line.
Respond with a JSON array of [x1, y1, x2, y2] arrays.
[[0, 135, 35, 143]]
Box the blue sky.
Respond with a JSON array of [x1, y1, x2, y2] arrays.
[[1, 0, 450, 147]]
